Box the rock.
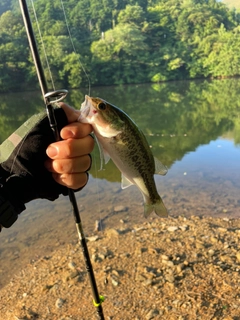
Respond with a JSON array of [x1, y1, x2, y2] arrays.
[[55, 298, 65, 309], [142, 279, 153, 286], [162, 260, 174, 267], [161, 254, 170, 261], [105, 228, 120, 237], [176, 264, 184, 274], [167, 226, 178, 232], [92, 254, 98, 262], [2, 215, 240, 319], [86, 235, 99, 242], [111, 277, 119, 286], [114, 205, 128, 212], [145, 309, 159, 319], [135, 273, 146, 282], [208, 249, 215, 257], [94, 220, 101, 232], [236, 252, 240, 262], [68, 270, 79, 279], [165, 274, 175, 283], [68, 261, 76, 270], [210, 236, 218, 243], [179, 225, 188, 231], [98, 253, 106, 260]]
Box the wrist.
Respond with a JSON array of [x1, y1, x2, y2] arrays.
[[0, 174, 26, 229], [0, 193, 24, 229]]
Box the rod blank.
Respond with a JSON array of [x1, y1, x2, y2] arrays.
[[18, 1, 105, 318]]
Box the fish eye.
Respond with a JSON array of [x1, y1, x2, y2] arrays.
[[97, 102, 107, 111]]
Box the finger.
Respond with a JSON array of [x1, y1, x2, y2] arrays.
[[45, 155, 91, 174], [47, 135, 94, 159], [60, 122, 93, 139], [58, 102, 81, 123], [52, 172, 89, 190]]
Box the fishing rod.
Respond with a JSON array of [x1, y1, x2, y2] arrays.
[[18, 1, 105, 319]]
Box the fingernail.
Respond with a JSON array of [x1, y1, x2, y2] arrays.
[[47, 146, 58, 157]]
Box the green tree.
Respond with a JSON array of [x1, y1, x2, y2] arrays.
[[0, 10, 29, 91], [1, 0, 240, 91], [91, 23, 148, 84]]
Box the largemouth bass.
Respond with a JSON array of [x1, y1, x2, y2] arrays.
[[79, 95, 168, 218]]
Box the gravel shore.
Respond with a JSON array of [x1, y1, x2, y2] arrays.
[[1, 215, 240, 320]]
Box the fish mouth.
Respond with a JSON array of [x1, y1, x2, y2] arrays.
[[78, 95, 92, 122]]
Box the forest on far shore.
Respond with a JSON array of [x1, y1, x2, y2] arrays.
[[0, 0, 240, 92]]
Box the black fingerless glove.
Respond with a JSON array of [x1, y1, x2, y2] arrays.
[[0, 107, 68, 229]]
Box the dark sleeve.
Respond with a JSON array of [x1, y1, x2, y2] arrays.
[[0, 107, 68, 229]]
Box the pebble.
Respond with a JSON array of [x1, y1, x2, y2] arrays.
[[68, 261, 76, 270], [176, 264, 184, 274], [111, 277, 119, 286], [2, 215, 240, 319], [142, 279, 153, 286], [68, 270, 79, 279], [167, 226, 178, 232], [114, 205, 127, 212], [210, 236, 218, 243], [98, 253, 106, 260], [91, 254, 98, 262], [165, 274, 175, 283], [162, 260, 174, 267], [145, 309, 159, 319], [161, 254, 169, 261], [94, 220, 101, 232], [208, 249, 215, 256], [55, 298, 65, 309], [179, 225, 188, 231], [236, 252, 240, 262], [86, 235, 99, 242], [105, 228, 120, 237]]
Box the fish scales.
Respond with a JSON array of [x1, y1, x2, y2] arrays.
[[79, 95, 168, 218], [111, 121, 159, 204]]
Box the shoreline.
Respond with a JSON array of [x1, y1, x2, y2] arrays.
[[1, 215, 240, 319]]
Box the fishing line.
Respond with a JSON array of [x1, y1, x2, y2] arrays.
[[60, 0, 91, 96], [30, 0, 55, 90], [60, 0, 105, 232], [9, 135, 28, 175], [93, 150, 104, 232]]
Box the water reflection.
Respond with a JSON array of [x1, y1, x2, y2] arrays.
[[0, 78, 240, 288]]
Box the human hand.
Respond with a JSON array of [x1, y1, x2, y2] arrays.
[[45, 103, 94, 190], [0, 103, 94, 229]]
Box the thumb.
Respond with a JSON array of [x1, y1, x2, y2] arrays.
[[58, 102, 81, 123]]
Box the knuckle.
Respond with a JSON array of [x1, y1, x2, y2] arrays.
[[64, 141, 74, 157], [53, 160, 68, 173]]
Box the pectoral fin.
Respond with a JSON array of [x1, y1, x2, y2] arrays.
[[154, 157, 168, 176], [95, 135, 110, 170]]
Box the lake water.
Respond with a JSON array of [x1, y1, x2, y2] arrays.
[[0, 78, 240, 288]]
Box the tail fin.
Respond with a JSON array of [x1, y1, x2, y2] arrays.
[[144, 199, 168, 218]]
